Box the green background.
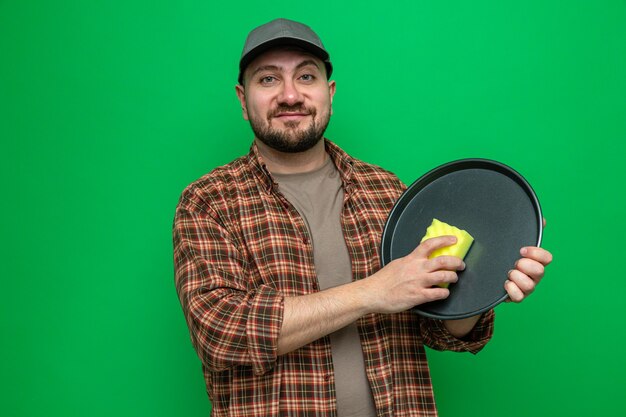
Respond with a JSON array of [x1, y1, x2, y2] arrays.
[[2, 1, 625, 416]]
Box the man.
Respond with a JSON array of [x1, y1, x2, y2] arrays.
[[173, 18, 552, 417]]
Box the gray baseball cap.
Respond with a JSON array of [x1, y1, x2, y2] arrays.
[[238, 18, 333, 85]]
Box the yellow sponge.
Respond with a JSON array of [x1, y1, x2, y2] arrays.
[[420, 218, 474, 287]]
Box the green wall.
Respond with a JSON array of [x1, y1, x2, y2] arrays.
[[2, 1, 625, 416]]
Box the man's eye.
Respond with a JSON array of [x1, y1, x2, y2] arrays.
[[260, 76, 276, 84], [300, 74, 314, 82]]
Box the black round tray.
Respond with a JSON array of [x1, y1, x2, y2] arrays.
[[380, 159, 543, 319]]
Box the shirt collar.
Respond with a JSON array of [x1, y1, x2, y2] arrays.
[[247, 139, 355, 195]]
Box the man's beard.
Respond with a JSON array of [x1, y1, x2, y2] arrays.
[[249, 105, 330, 153]]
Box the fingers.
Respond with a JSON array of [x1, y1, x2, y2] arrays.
[[505, 267, 538, 303], [520, 246, 553, 266], [504, 257, 544, 302], [426, 269, 459, 287], [505, 246, 553, 303], [515, 257, 545, 283], [505, 279, 525, 303], [423, 255, 465, 273], [412, 238, 465, 288], [369, 255, 454, 313], [508, 268, 536, 293], [412, 235, 457, 259], [422, 286, 451, 302]]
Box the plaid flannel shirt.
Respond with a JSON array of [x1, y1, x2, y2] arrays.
[[173, 140, 494, 417]]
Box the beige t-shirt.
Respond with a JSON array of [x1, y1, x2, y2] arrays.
[[274, 157, 377, 417]]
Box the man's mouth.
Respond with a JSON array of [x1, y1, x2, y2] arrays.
[[273, 112, 310, 122]]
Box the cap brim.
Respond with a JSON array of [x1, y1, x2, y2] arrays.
[[238, 37, 332, 84]]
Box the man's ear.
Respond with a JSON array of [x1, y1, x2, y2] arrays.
[[328, 80, 336, 115], [235, 84, 249, 120]]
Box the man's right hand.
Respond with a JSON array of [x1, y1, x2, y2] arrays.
[[363, 236, 465, 314]]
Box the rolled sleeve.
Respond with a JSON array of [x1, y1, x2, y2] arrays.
[[246, 285, 285, 375], [420, 309, 495, 354]]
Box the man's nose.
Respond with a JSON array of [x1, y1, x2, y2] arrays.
[[277, 78, 304, 106]]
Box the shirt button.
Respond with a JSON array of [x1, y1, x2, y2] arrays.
[[302, 237, 309, 244], [324, 374, 331, 381]]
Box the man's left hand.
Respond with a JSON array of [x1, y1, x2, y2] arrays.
[[505, 246, 553, 302], [505, 218, 553, 303]]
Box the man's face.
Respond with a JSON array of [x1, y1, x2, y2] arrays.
[[236, 48, 336, 153]]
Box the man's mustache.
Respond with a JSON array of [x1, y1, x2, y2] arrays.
[[268, 105, 317, 117]]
